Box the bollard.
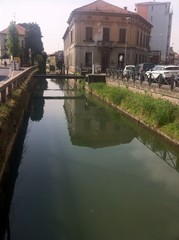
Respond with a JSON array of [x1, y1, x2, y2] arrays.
[[149, 73, 152, 86], [158, 74, 162, 88], [170, 75, 175, 91]]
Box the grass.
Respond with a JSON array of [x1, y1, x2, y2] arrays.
[[90, 82, 179, 142]]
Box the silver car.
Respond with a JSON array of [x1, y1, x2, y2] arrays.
[[123, 65, 136, 77], [145, 65, 179, 83]]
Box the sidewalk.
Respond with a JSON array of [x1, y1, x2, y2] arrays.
[[0, 63, 22, 81]]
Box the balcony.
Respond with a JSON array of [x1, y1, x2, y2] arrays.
[[97, 41, 115, 48]]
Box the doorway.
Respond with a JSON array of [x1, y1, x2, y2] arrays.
[[101, 49, 109, 73]]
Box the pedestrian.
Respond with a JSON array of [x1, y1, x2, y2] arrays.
[[4, 61, 7, 67]]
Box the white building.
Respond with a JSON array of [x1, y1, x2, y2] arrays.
[[135, 1, 173, 64]]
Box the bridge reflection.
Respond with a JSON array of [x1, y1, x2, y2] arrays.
[[137, 136, 179, 172]]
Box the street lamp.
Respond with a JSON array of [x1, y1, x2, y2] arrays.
[[124, 17, 131, 66], [158, 33, 163, 64], [29, 48, 31, 66]]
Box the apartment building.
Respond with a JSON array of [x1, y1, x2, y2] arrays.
[[135, 1, 173, 64], [63, 0, 152, 73]]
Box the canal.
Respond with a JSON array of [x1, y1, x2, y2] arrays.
[[1, 78, 179, 240]]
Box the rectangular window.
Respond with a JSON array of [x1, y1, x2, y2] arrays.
[[85, 52, 92, 66], [4, 39, 7, 51], [146, 35, 149, 49], [119, 28, 126, 43], [143, 34, 145, 47], [86, 27, 93, 41], [136, 31, 139, 45], [103, 28, 110, 41], [70, 30, 73, 43], [140, 32, 143, 46]]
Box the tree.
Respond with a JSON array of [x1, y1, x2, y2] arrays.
[[56, 51, 64, 74], [6, 21, 20, 58], [20, 23, 44, 65], [35, 52, 47, 73]]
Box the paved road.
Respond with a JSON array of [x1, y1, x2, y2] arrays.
[[0, 65, 11, 81], [0, 64, 23, 82]]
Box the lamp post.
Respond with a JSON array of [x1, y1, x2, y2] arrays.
[[158, 33, 163, 64], [124, 17, 131, 66], [29, 48, 31, 66]]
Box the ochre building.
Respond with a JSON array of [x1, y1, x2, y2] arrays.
[[63, 0, 152, 73]]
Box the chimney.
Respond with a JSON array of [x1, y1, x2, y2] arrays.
[[124, 6, 127, 10]]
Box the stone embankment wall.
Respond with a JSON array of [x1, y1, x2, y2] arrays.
[[0, 67, 38, 182]]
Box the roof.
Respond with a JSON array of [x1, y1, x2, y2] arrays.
[[0, 24, 26, 36], [68, 0, 133, 23], [75, 0, 130, 14], [63, 0, 152, 39]]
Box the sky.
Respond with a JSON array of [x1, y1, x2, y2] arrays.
[[0, 0, 179, 54]]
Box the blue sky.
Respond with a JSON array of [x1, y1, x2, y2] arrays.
[[0, 0, 178, 54]]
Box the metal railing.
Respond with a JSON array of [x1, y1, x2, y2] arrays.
[[106, 68, 179, 91]]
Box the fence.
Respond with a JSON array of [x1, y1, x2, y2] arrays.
[[106, 68, 179, 92], [0, 66, 38, 103]]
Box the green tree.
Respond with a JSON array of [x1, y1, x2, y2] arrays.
[[56, 51, 64, 74], [6, 21, 20, 58], [35, 52, 47, 73], [20, 23, 44, 65]]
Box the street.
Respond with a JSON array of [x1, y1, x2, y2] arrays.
[[0, 64, 11, 81]]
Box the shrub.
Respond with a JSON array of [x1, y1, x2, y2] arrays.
[[150, 99, 176, 127]]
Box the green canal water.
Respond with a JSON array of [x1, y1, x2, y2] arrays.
[[3, 79, 179, 240]]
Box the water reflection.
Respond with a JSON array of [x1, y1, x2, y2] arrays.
[[135, 124, 179, 172], [31, 78, 179, 172], [30, 78, 48, 121], [0, 112, 30, 240], [64, 98, 136, 148], [1, 78, 179, 240], [62, 81, 179, 172]]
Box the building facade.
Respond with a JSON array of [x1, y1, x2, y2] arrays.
[[0, 24, 26, 59], [135, 1, 173, 64], [63, 0, 152, 73]]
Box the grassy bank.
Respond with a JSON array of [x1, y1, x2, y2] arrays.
[[89, 82, 179, 144]]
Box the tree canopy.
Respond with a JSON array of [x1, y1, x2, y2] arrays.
[[19, 22, 44, 65], [20, 23, 44, 54], [6, 21, 20, 58]]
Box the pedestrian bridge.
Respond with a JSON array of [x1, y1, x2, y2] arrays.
[[35, 74, 85, 79], [35, 73, 106, 84]]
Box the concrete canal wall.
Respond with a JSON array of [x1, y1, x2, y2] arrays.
[[0, 66, 38, 182]]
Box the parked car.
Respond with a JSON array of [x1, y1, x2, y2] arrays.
[[145, 65, 179, 83], [135, 63, 155, 80], [136, 63, 155, 73], [123, 65, 136, 77]]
